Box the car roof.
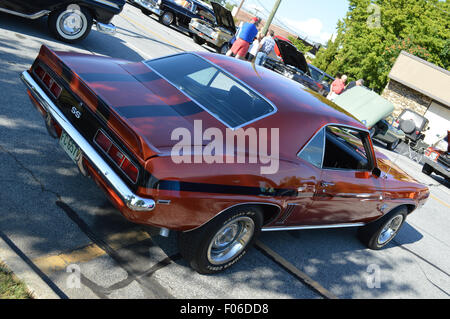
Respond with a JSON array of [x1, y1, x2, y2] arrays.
[[196, 52, 367, 158]]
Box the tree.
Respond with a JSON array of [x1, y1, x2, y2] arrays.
[[313, 0, 450, 93], [287, 36, 313, 54]]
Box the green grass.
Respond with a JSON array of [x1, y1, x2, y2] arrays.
[[0, 262, 33, 299]]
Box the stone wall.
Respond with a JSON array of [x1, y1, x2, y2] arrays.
[[381, 80, 432, 118]]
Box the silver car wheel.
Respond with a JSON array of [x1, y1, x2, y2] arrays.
[[56, 10, 88, 40], [377, 215, 404, 245], [207, 216, 255, 265]]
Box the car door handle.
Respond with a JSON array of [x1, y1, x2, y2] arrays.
[[321, 181, 335, 187]]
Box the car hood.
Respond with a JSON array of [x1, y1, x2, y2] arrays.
[[333, 87, 394, 129], [211, 2, 235, 32], [274, 38, 309, 74]]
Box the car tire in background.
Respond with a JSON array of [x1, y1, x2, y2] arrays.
[[358, 206, 408, 250], [422, 163, 433, 175], [218, 43, 230, 55], [399, 120, 416, 135], [386, 139, 400, 151], [48, 6, 93, 43], [177, 206, 263, 274], [159, 10, 174, 26], [193, 35, 205, 45]]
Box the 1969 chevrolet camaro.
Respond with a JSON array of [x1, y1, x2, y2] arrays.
[[21, 46, 430, 273]]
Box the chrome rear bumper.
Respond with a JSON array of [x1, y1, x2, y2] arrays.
[[21, 70, 156, 212]]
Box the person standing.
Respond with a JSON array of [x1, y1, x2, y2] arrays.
[[344, 78, 364, 91], [247, 32, 263, 62], [255, 30, 276, 66], [327, 74, 347, 101], [226, 17, 260, 60]]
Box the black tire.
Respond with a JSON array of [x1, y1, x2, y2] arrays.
[[386, 139, 400, 151], [48, 6, 93, 43], [193, 35, 206, 45], [218, 43, 230, 55], [178, 206, 263, 274], [141, 8, 152, 16], [399, 120, 415, 135], [358, 206, 407, 250], [159, 11, 174, 26], [422, 163, 433, 175]]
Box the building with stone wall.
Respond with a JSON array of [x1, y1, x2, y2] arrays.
[[381, 51, 450, 145]]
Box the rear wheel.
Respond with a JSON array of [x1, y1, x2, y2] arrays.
[[358, 207, 407, 250], [178, 206, 263, 274], [48, 6, 93, 43]]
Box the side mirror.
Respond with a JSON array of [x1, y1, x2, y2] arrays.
[[372, 167, 382, 178]]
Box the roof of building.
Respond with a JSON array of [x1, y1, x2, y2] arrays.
[[388, 51, 450, 107]]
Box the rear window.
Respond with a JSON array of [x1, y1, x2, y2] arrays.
[[400, 110, 426, 129], [145, 53, 276, 129]]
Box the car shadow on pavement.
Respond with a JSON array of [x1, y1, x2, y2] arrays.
[[0, 12, 146, 62]]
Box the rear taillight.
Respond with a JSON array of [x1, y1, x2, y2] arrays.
[[94, 130, 139, 183], [34, 64, 62, 99], [415, 131, 420, 135]]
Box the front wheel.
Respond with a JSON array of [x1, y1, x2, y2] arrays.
[[178, 206, 263, 274], [218, 43, 230, 55], [422, 163, 433, 176], [159, 11, 174, 26], [48, 6, 93, 43], [358, 207, 407, 250], [386, 139, 400, 151]]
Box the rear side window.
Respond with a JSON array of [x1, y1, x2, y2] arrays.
[[145, 53, 276, 129], [298, 129, 325, 168]]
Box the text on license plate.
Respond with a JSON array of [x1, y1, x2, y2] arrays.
[[59, 131, 81, 163]]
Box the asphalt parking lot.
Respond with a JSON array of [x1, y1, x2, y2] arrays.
[[0, 4, 449, 300]]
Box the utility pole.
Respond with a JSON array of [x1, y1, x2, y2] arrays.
[[261, 0, 282, 36], [233, 0, 245, 17]]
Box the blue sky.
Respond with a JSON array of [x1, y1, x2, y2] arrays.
[[237, 0, 350, 44]]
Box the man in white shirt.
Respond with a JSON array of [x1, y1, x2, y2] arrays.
[[255, 30, 276, 66]]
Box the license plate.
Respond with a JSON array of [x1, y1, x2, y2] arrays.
[[59, 130, 81, 163]]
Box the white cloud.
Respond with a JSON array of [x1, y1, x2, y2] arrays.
[[284, 18, 334, 44]]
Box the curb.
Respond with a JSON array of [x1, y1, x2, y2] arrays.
[[0, 232, 62, 299]]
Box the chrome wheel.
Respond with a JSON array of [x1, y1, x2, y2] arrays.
[[161, 12, 174, 26], [207, 216, 255, 265], [56, 10, 87, 39], [377, 215, 404, 245]]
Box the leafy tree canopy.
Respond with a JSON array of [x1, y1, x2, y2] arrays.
[[313, 0, 449, 93]]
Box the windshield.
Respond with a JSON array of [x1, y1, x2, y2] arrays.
[[308, 66, 323, 82], [145, 53, 276, 129]]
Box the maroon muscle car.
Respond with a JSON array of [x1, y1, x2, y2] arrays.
[[21, 45, 430, 274]]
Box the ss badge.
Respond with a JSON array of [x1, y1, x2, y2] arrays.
[[71, 106, 82, 119]]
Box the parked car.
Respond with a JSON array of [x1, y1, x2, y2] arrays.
[[308, 64, 334, 96], [188, 2, 235, 54], [392, 109, 429, 146], [21, 46, 430, 273], [263, 37, 324, 95], [422, 131, 449, 181], [131, 0, 215, 33], [0, 0, 124, 43], [333, 86, 405, 150]]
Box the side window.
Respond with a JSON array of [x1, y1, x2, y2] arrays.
[[298, 128, 325, 168], [322, 126, 371, 171]]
